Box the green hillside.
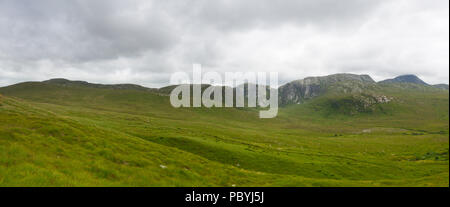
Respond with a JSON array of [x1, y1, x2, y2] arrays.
[[0, 80, 448, 186]]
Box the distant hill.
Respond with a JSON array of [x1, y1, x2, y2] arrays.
[[378, 75, 449, 90], [433, 84, 449, 90], [43, 78, 158, 92], [379, 75, 428, 85]]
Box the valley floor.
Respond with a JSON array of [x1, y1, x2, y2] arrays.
[[0, 87, 448, 186]]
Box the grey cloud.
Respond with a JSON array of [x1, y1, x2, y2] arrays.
[[185, 0, 383, 30], [0, 0, 178, 62], [0, 0, 448, 87]]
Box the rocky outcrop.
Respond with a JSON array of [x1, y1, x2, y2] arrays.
[[355, 94, 393, 109], [322, 93, 394, 115]]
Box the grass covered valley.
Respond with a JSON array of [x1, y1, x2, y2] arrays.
[[0, 74, 448, 187]]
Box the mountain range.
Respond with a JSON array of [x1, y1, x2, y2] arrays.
[[23, 73, 448, 107]]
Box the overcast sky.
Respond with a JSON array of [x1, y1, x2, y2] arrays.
[[0, 0, 448, 87]]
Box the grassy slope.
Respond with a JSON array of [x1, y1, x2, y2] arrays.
[[0, 82, 448, 186]]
